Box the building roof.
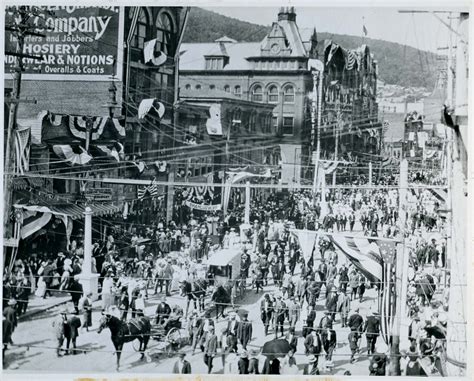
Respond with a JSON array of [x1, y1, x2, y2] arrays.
[[180, 42, 261, 71], [180, 8, 308, 71]]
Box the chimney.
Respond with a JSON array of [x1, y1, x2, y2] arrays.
[[278, 6, 296, 22]]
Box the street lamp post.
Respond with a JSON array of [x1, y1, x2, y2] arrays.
[[75, 206, 99, 300]]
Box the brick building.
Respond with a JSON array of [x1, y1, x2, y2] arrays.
[[179, 7, 380, 184]]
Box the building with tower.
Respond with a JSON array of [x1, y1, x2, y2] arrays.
[[179, 6, 380, 185]]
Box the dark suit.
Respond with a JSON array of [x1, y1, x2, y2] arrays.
[[155, 302, 171, 325], [173, 359, 191, 374], [260, 299, 273, 335], [237, 319, 252, 350], [238, 357, 249, 374], [248, 357, 260, 374], [203, 332, 218, 373], [364, 315, 380, 354], [348, 313, 364, 333], [226, 319, 240, 337]]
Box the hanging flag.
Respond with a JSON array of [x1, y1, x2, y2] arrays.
[[206, 104, 223, 135], [95, 142, 123, 162], [52, 145, 93, 166], [154, 160, 167, 172], [363, 24, 368, 36], [132, 161, 146, 173], [143, 39, 168, 66], [329, 234, 385, 282], [14, 127, 30, 174], [138, 98, 165, 119], [378, 240, 397, 345], [427, 188, 448, 204], [18, 209, 53, 239], [148, 179, 158, 197], [293, 230, 318, 263], [345, 50, 357, 70]]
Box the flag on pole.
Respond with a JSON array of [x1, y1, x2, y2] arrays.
[[363, 24, 368, 36]]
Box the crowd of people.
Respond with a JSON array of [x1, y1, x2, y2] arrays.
[[3, 169, 452, 375]]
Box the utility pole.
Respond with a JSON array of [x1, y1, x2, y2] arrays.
[[333, 99, 341, 186], [389, 158, 408, 376], [4, 6, 43, 244]]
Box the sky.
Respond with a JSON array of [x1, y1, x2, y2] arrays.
[[205, 6, 467, 53]]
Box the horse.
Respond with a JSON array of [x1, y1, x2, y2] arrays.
[[416, 273, 436, 306], [98, 314, 151, 371], [211, 282, 232, 319], [180, 278, 209, 317]]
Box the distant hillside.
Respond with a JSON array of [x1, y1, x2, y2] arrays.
[[183, 7, 439, 90]]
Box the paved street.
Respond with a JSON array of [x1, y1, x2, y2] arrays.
[[5, 258, 390, 375]]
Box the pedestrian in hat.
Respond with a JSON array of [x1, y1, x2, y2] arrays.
[[248, 349, 260, 374], [3, 299, 17, 342], [81, 292, 93, 331], [364, 310, 381, 355], [173, 352, 192, 374], [52, 307, 68, 357], [303, 354, 319, 375], [237, 312, 253, 350], [348, 326, 360, 363], [203, 325, 218, 373]]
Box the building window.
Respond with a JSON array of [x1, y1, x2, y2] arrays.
[[232, 109, 242, 131], [209, 84, 215, 90], [195, 84, 201, 90], [234, 85, 242, 97], [224, 85, 230, 92], [272, 116, 278, 133], [268, 85, 279, 103], [131, 8, 149, 49], [185, 84, 191, 90], [283, 85, 295, 103], [251, 85, 263, 102], [282, 116, 294, 135], [205, 57, 224, 70], [156, 12, 175, 56]]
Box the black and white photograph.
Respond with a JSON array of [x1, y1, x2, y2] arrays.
[[2, 1, 470, 378]]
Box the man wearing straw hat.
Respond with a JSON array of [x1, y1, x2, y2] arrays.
[[303, 354, 320, 375], [52, 307, 68, 357]]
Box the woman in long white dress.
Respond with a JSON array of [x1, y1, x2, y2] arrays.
[[35, 276, 46, 298]]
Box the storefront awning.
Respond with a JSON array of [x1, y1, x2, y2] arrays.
[[14, 202, 121, 220]]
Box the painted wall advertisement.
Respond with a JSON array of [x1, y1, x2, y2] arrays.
[[5, 6, 124, 81]]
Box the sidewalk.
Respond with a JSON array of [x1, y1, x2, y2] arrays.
[[19, 292, 70, 321]]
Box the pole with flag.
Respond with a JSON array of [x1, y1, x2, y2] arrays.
[[388, 158, 409, 375], [362, 16, 368, 40]]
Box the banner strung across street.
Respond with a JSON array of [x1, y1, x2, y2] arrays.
[[185, 201, 221, 212], [5, 6, 123, 81]]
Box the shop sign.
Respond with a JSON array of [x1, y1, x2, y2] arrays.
[[5, 6, 124, 81]]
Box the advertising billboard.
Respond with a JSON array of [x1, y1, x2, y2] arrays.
[[5, 6, 124, 81]]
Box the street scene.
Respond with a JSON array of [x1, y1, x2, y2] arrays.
[[3, 5, 468, 377]]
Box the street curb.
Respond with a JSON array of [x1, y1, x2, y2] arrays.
[[19, 298, 70, 322]]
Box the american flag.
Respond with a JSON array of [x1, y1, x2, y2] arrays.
[[137, 179, 158, 200], [378, 240, 397, 345], [330, 234, 397, 345], [345, 50, 357, 70]]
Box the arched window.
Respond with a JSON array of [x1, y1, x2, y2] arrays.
[[267, 85, 279, 103], [209, 84, 215, 90], [224, 85, 230, 93], [156, 12, 175, 55], [234, 85, 242, 97], [283, 85, 295, 103], [185, 84, 191, 90], [232, 109, 242, 131], [251, 85, 263, 102], [131, 8, 149, 49], [195, 84, 201, 90]]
